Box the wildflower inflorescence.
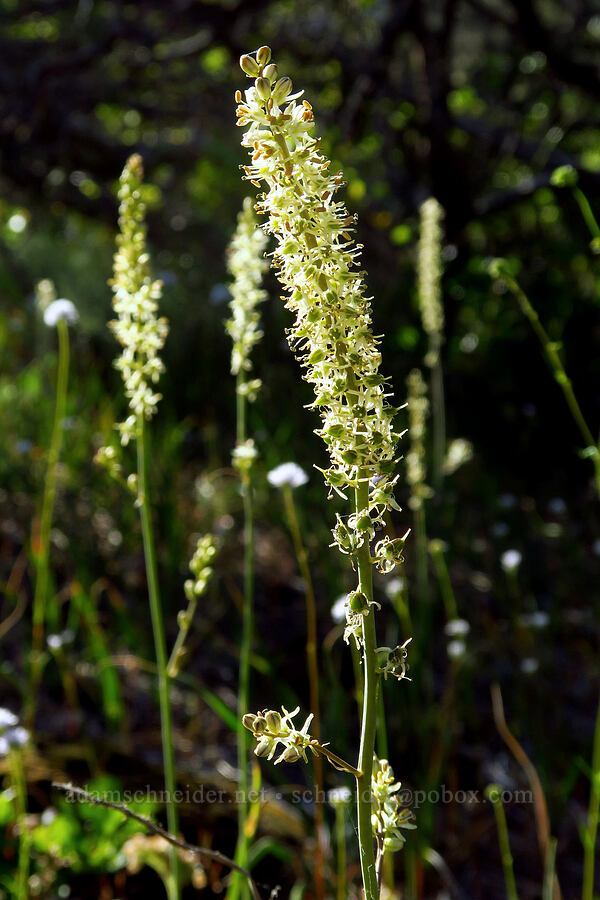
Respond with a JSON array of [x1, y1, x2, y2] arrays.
[[417, 197, 444, 367], [236, 47, 403, 572], [242, 706, 318, 765], [371, 757, 416, 853], [406, 369, 431, 510], [226, 197, 269, 402], [110, 154, 168, 446]]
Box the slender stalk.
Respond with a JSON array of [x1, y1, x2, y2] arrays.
[[582, 693, 600, 900], [229, 370, 254, 900], [281, 486, 326, 898], [11, 749, 30, 900], [137, 414, 179, 900], [573, 187, 600, 241], [355, 475, 380, 900], [430, 349, 446, 496], [486, 784, 519, 900], [414, 504, 429, 606], [27, 317, 70, 727], [500, 271, 600, 496], [429, 541, 457, 620], [335, 802, 347, 900]]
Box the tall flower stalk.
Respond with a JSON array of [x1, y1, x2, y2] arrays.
[[225, 198, 267, 900], [26, 289, 78, 727], [236, 46, 412, 899], [417, 197, 445, 494], [109, 154, 179, 900], [406, 369, 430, 607]]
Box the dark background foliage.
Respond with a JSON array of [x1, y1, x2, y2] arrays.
[[0, 1, 599, 898]]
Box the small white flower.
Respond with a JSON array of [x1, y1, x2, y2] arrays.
[[447, 639, 467, 660], [501, 549, 522, 571], [331, 594, 347, 623], [444, 618, 470, 638], [383, 577, 405, 598], [43, 299, 79, 327], [267, 462, 308, 489], [519, 611, 549, 629], [0, 709, 18, 729], [328, 786, 352, 806], [521, 657, 539, 675]]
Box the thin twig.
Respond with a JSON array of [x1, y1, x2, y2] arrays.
[[52, 782, 263, 900], [491, 684, 562, 900]]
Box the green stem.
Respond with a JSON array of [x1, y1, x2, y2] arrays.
[[281, 487, 326, 900], [27, 317, 70, 727], [573, 187, 600, 241], [335, 803, 347, 900], [582, 693, 600, 900], [430, 347, 446, 496], [414, 504, 429, 606], [486, 784, 519, 900], [137, 414, 179, 900], [502, 272, 600, 498], [429, 542, 457, 620], [355, 475, 380, 900], [11, 750, 30, 900], [229, 372, 254, 900]]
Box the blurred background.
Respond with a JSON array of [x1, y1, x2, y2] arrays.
[[0, 0, 599, 898]]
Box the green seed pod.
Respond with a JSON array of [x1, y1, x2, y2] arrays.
[[240, 54, 260, 77], [282, 745, 301, 763], [255, 77, 271, 101], [272, 76, 293, 105], [256, 45, 271, 66], [265, 710, 282, 732], [349, 590, 368, 613], [255, 737, 271, 757], [355, 513, 372, 532]]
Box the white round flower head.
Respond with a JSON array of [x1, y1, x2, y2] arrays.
[[328, 786, 352, 806], [43, 299, 79, 327], [226, 197, 269, 392], [384, 576, 405, 598], [501, 549, 522, 571], [444, 618, 470, 638], [447, 639, 467, 660], [237, 48, 402, 555], [267, 461, 309, 489], [331, 593, 347, 623], [0, 708, 18, 729], [110, 154, 168, 446]]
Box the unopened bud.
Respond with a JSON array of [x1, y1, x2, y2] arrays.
[[255, 737, 271, 757], [272, 76, 293, 105], [265, 710, 282, 732], [263, 63, 279, 84], [282, 746, 301, 763], [240, 54, 260, 77], [253, 715, 268, 733], [256, 46, 271, 67], [254, 77, 271, 101], [242, 714, 257, 731]]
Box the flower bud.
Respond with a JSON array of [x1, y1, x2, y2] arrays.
[[240, 54, 260, 77], [255, 737, 271, 757], [256, 46, 271, 66], [242, 714, 257, 731], [252, 715, 268, 733], [349, 590, 368, 613], [282, 746, 301, 763], [265, 710, 282, 732], [272, 76, 293, 105], [254, 77, 271, 101], [263, 63, 279, 84]]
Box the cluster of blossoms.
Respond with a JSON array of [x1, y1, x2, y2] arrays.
[[371, 757, 416, 853], [184, 534, 216, 603], [110, 154, 168, 446], [226, 197, 269, 402], [242, 706, 318, 765], [417, 197, 444, 367], [406, 369, 431, 510], [236, 47, 402, 568]]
